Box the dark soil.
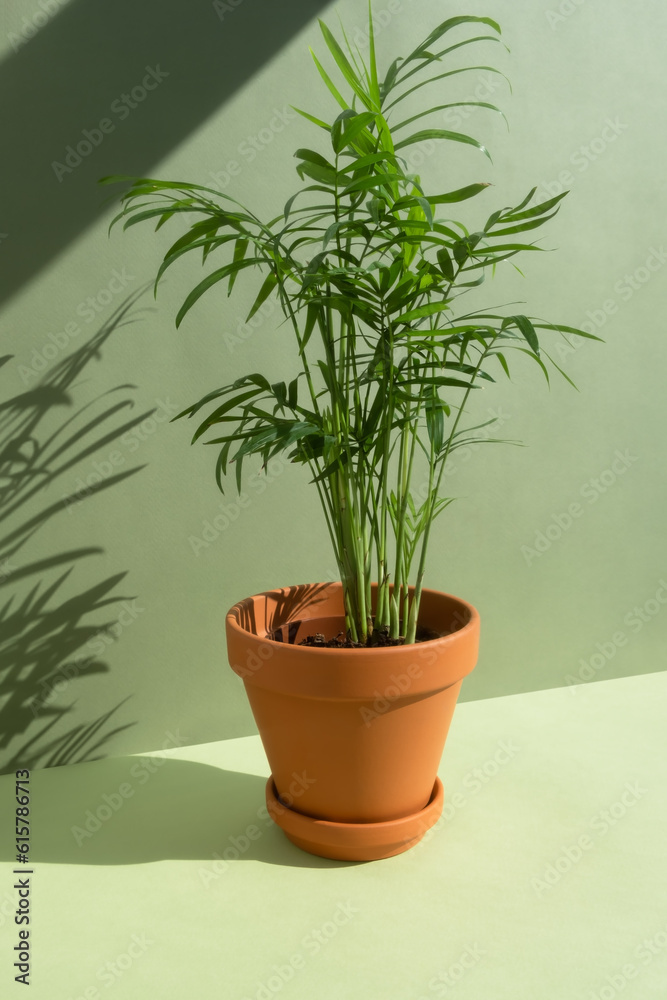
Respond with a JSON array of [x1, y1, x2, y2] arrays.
[[298, 624, 442, 648]]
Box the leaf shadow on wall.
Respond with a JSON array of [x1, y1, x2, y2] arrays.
[[0, 290, 157, 773]]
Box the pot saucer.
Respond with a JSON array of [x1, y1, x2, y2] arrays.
[[265, 776, 444, 861]]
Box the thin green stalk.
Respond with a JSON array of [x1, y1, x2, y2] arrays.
[[406, 343, 492, 643], [401, 388, 423, 627], [374, 302, 393, 633], [391, 413, 410, 636]]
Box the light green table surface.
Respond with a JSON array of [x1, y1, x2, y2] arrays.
[[1, 670, 666, 1000]]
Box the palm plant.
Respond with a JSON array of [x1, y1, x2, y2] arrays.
[[102, 7, 598, 646]]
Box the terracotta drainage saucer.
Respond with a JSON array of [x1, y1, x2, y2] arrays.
[[265, 775, 444, 862]]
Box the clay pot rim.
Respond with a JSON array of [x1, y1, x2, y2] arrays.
[[226, 582, 480, 658]]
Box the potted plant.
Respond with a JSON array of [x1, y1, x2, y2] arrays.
[[102, 6, 597, 860]]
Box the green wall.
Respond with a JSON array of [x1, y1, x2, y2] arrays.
[[1, 0, 665, 772]]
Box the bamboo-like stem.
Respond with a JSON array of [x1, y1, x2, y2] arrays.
[[406, 342, 493, 643], [401, 387, 423, 628]]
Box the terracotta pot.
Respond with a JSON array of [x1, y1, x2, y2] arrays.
[[226, 582, 479, 861]]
